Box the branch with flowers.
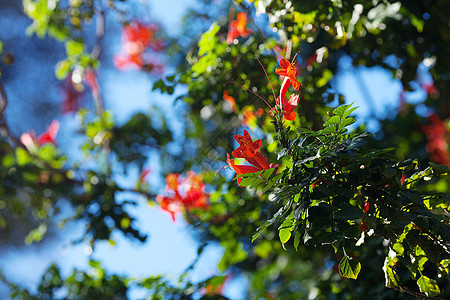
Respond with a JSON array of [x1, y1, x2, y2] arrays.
[[221, 55, 449, 298]]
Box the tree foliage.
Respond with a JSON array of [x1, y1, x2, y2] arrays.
[[0, 0, 449, 299]]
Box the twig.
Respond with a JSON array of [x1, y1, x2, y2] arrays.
[[412, 221, 450, 256], [393, 284, 446, 300], [88, 9, 110, 156], [91, 10, 105, 60], [0, 81, 7, 118], [114, 185, 156, 202]]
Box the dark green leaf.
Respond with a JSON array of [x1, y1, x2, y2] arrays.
[[339, 254, 361, 280], [323, 115, 340, 126], [417, 275, 441, 297]]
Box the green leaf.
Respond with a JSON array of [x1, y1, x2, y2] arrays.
[[339, 253, 361, 280], [16, 148, 31, 165], [249, 178, 265, 189], [198, 23, 220, 56], [333, 104, 352, 118], [339, 117, 356, 129], [55, 60, 71, 80], [320, 126, 336, 134], [261, 167, 276, 179], [429, 162, 449, 176], [65, 40, 85, 57], [262, 181, 274, 193], [333, 204, 364, 220], [342, 106, 358, 119], [323, 115, 340, 126], [252, 206, 286, 242], [383, 256, 399, 288], [294, 231, 301, 251], [279, 212, 294, 244], [239, 176, 257, 187], [417, 275, 441, 297]]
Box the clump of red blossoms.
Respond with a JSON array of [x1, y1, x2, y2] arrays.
[[422, 113, 450, 165], [20, 120, 60, 150], [275, 58, 301, 91], [270, 57, 302, 121], [223, 90, 237, 113], [157, 171, 209, 221], [227, 11, 253, 44], [227, 130, 275, 186], [114, 21, 164, 73]]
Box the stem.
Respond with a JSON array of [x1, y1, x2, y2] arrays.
[[224, 81, 272, 109], [253, 56, 277, 101], [114, 185, 156, 202]]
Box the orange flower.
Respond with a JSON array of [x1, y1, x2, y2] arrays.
[[122, 22, 158, 53], [232, 130, 261, 158], [114, 21, 164, 71], [276, 94, 300, 121], [156, 172, 209, 221], [241, 107, 257, 128], [227, 154, 262, 186], [256, 108, 264, 117], [181, 171, 209, 210], [227, 131, 273, 186], [166, 173, 180, 193], [156, 195, 180, 221], [270, 77, 300, 121], [275, 58, 301, 90], [227, 12, 253, 44], [223, 90, 237, 113]]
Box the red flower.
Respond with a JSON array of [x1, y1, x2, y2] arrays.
[[256, 108, 264, 117], [232, 130, 261, 158], [122, 22, 157, 53], [20, 130, 37, 150], [166, 173, 181, 194], [276, 94, 300, 121], [156, 195, 179, 221], [227, 154, 263, 186], [360, 222, 368, 233], [400, 174, 407, 185], [227, 12, 253, 44], [227, 131, 273, 186], [363, 201, 369, 214], [181, 171, 209, 210], [270, 77, 300, 121], [114, 21, 164, 71], [242, 107, 257, 127], [421, 82, 439, 98], [223, 90, 237, 113], [275, 58, 301, 91], [156, 172, 209, 221], [84, 69, 100, 100], [61, 77, 84, 114], [37, 120, 60, 146], [114, 53, 144, 70], [422, 113, 450, 165]]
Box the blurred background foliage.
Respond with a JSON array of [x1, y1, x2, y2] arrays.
[[0, 0, 449, 299]]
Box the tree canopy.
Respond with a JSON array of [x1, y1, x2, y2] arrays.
[[0, 0, 449, 299]]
